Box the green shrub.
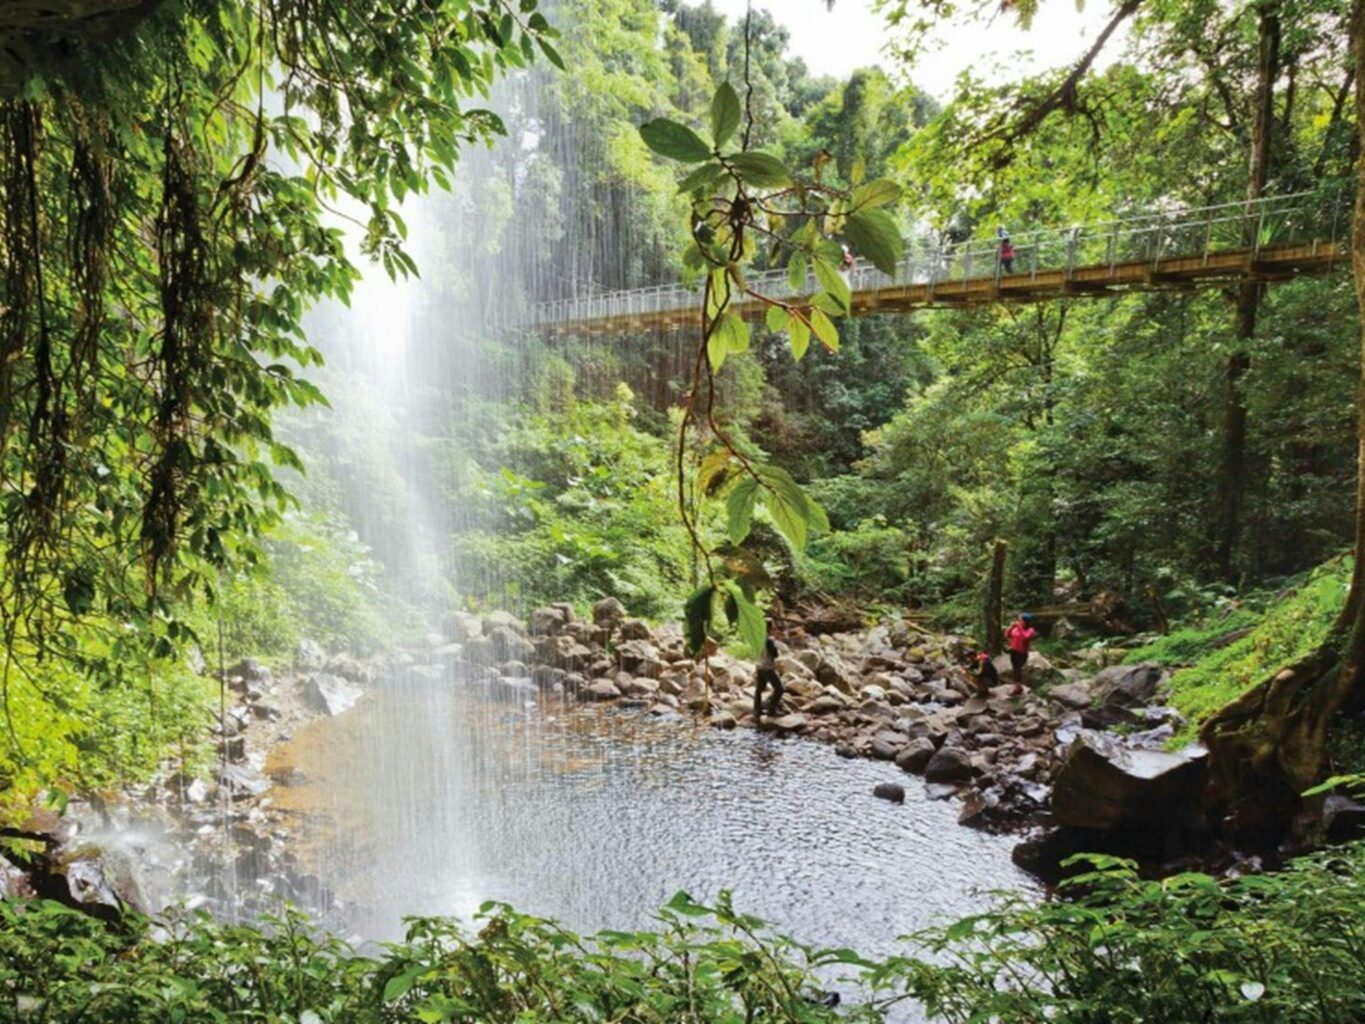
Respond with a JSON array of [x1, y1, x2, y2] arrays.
[[6, 844, 1365, 1023], [879, 847, 1365, 1024]]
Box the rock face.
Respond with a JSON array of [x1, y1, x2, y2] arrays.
[[1051, 732, 1208, 831], [304, 673, 361, 717], [1089, 662, 1167, 707]]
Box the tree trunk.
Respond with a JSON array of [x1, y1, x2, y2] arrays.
[[1202, 0, 1365, 840], [1214, 0, 1280, 580], [985, 539, 1007, 656]]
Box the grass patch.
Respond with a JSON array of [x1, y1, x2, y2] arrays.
[[1153, 557, 1351, 744], [1120, 608, 1262, 667]]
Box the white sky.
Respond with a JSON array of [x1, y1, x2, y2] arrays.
[[701, 0, 1127, 101]]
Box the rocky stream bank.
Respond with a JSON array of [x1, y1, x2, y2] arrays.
[[3, 597, 1314, 923]]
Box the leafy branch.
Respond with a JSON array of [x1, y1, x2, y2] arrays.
[[638, 69, 904, 660]]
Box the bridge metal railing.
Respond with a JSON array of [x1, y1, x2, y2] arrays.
[[529, 184, 1351, 328]]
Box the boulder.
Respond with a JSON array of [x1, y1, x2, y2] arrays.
[[443, 610, 483, 641], [582, 679, 621, 702], [619, 618, 653, 641], [709, 711, 737, 730], [895, 738, 936, 774], [489, 626, 536, 663], [304, 673, 361, 716], [767, 713, 808, 734], [617, 639, 667, 678], [1051, 732, 1208, 831], [528, 606, 572, 637], [228, 658, 272, 693], [295, 638, 326, 670], [535, 634, 594, 671], [482, 610, 526, 636], [1089, 662, 1167, 708], [217, 764, 271, 799], [924, 746, 975, 783], [592, 597, 627, 628], [462, 635, 497, 666], [815, 656, 857, 693], [1048, 682, 1094, 710], [806, 693, 848, 715], [620, 676, 660, 698], [870, 730, 905, 760], [873, 782, 906, 804]]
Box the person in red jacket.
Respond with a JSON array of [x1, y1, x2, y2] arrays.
[[998, 232, 1015, 274], [1005, 612, 1038, 688]]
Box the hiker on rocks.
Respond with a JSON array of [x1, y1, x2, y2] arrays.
[[1005, 613, 1038, 689], [753, 637, 785, 720], [970, 650, 999, 693]]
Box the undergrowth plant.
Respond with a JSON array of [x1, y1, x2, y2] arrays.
[[6, 845, 1365, 1022]]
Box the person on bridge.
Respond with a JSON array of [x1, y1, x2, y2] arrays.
[[998, 229, 1015, 274], [1005, 613, 1038, 690], [753, 637, 785, 720], [840, 243, 855, 271]]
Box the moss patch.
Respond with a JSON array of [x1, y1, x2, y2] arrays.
[[1123, 558, 1352, 745]]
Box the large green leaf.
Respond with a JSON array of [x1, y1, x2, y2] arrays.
[[710, 82, 742, 148], [812, 256, 850, 313], [845, 208, 903, 275], [851, 178, 901, 211], [787, 315, 811, 361], [726, 477, 759, 544], [786, 250, 808, 291], [724, 580, 767, 657], [639, 119, 713, 163], [708, 312, 750, 371], [809, 307, 840, 352], [727, 151, 790, 188], [764, 304, 791, 333], [678, 162, 726, 194], [683, 584, 716, 658]]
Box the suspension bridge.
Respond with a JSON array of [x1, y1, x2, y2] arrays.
[[528, 187, 1351, 336]]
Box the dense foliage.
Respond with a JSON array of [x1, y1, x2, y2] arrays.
[[0, 0, 556, 808], [6, 843, 1365, 1022]]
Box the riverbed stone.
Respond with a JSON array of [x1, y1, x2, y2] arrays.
[[528, 606, 572, 637], [592, 597, 626, 628], [768, 713, 808, 734], [924, 746, 975, 783], [709, 711, 737, 730], [489, 626, 535, 663], [304, 673, 360, 716], [1048, 681, 1093, 709], [462, 635, 496, 666], [873, 782, 906, 804], [482, 611, 526, 636], [295, 638, 326, 670], [1089, 662, 1167, 708], [895, 738, 937, 774], [807, 693, 848, 715], [582, 679, 621, 702], [619, 618, 653, 641], [620, 676, 660, 698]]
